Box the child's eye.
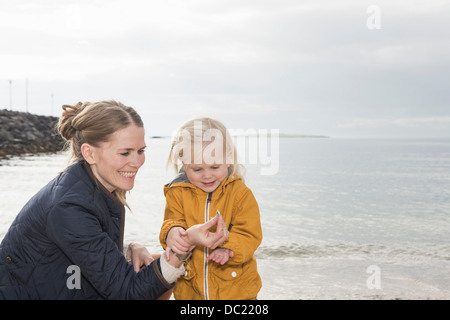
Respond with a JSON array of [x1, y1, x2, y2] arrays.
[[193, 168, 202, 172], [211, 166, 219, 170]]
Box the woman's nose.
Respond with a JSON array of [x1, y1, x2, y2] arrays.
[[130, 152, 145, 168]]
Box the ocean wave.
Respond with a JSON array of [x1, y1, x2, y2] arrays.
[[255, 242, 450, 262]]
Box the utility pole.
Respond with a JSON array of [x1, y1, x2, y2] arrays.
[[25, 78, 29, 112], [9, 80, 12, 111]]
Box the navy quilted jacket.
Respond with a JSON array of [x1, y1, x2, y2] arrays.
[[0, 162, 173, 299]]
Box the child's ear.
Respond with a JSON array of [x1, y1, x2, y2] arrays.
[[81, 143, 96, 165]]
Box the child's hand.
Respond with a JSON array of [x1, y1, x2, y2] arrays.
[[166, 227, 192, 260], [206, 248, 234, 265]]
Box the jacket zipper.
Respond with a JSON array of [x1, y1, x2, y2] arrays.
[[203, 192, 212, 300]]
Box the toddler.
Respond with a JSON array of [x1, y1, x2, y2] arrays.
[[159, 117, 262, 300]]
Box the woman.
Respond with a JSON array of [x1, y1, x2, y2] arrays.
[[0, 100, 228, 299]]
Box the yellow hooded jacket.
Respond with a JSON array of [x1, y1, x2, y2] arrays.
[[159, 173, 262, 300]]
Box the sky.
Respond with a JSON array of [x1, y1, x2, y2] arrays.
[[1, 0, 449, 138]]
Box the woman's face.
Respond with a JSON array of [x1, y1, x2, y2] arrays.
[[86, 124, 146, 192]]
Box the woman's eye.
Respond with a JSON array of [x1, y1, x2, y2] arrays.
[[138, 149, 145, 155], [120, 152, 130, 156]]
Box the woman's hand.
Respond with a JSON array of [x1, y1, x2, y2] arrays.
[[126, 243, 155, 272], [165, 226, 194, 260], [181, 215, 229, 250]]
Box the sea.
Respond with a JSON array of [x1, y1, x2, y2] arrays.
[[1, 137, 449, 300]]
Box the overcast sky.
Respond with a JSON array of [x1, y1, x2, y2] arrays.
[[1, 0, 449, 138]]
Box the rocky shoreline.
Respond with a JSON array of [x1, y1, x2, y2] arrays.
[[0, 109, 65, 159]]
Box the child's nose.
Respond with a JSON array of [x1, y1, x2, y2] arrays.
[[203, 169, 212, 178]]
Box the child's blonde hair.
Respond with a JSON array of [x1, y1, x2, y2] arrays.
[[168, 117, 245, 180]]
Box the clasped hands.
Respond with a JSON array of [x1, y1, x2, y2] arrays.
[[166, 214, 233, 265], [126, 214, 232, 272]]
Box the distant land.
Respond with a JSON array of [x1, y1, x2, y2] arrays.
[[0, 109, 328, 159], [150, 133, 329, 139], [278, 133, 329, 138]]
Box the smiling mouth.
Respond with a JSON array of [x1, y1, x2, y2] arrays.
[[203, 181, 215, 186], [119, 171, 137, 178]]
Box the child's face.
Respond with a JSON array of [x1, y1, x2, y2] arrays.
[[184, 162, 230, 193]]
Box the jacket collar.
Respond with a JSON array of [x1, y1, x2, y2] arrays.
[[81, 161, 124, 209], [80, 161, 126, 252], [165, 169, 240, 198]]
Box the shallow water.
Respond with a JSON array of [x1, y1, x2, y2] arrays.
[[1, 138, 449, 299]]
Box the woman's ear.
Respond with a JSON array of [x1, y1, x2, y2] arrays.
[[81, 143, 96, 164]]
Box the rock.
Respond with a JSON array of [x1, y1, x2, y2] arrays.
[[0, 109, 65, 159]]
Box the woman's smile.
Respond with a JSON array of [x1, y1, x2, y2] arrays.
[[119, 171, 137, 179]]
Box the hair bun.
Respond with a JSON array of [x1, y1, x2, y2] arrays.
[[57, 102, 90, 141]]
